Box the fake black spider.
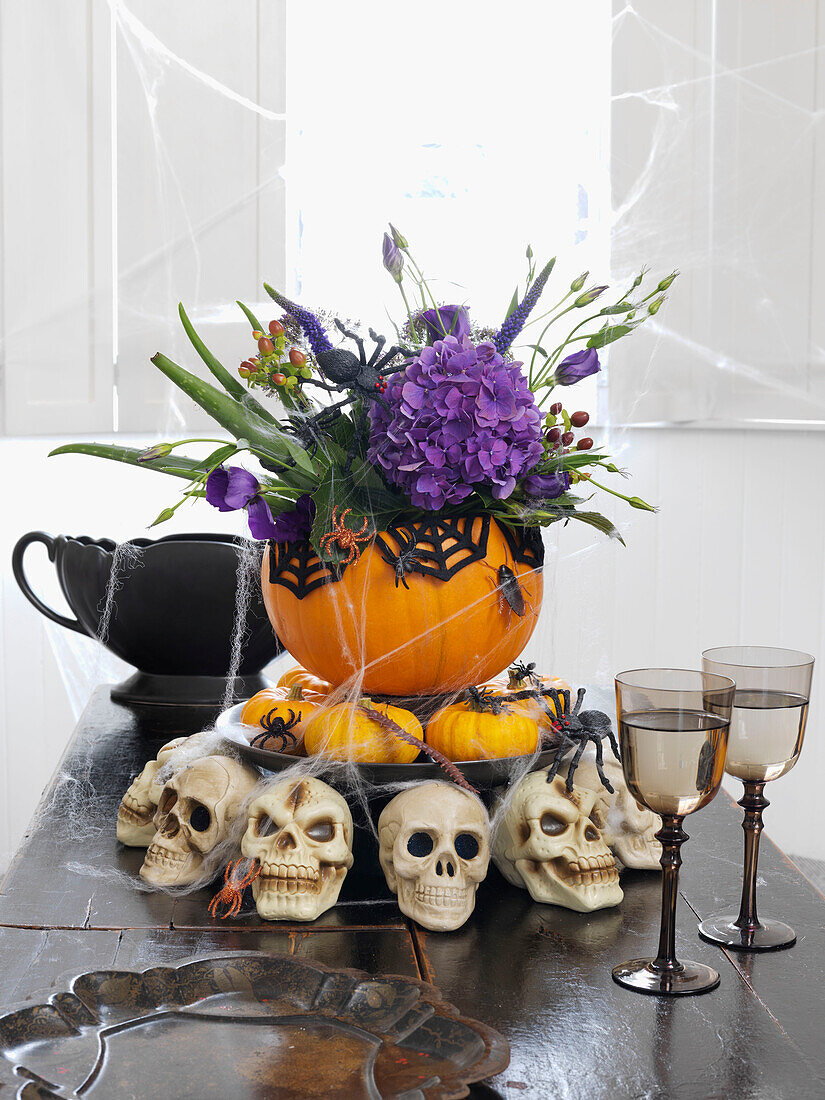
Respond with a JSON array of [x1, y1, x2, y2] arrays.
[[380, 527, 424, 589], [249, 708, 302, 753], [301, 320, 411, 470], [543, 687, 621, 793], [464, 685, 511, 714]]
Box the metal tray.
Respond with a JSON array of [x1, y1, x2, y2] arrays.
[[217, 701, 560, 791], [0, 952, 509, 1098]]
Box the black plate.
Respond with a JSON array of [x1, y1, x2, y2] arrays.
[[0, 952, 509, 1098]]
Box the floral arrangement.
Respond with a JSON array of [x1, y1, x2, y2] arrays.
[[52, 227, 675, 558]]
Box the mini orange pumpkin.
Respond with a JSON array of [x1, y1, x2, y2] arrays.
[[276, 665, 332, 697], [426, 692, 539, 761], [240, 685, 320, 731], [303, 698, 421, 764], [502, 664, 569, 732]]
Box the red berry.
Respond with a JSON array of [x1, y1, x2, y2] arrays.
[[272, 372, 286, 386], [258, 336, 274, 355], [546, 427, 561, 443], [562, 431, 574, 446], [252, 330, 264, 340], [550, 402, 563, 415], [570, 411, 590, 428], [289, 348, 307, 367], [238, 366, 251, 378], [577, 437, 594, 450], [268, 319, 285, 337]]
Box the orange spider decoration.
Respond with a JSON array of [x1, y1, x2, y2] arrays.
[[208, 858, 261, 920], [319, 507, 373, 566]]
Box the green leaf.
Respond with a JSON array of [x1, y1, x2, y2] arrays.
[[202, 443, 239, 469], [505, 287, 520, 320], [586, 322, 640, 349], [49, 442, 211, 481], [566, 510, 626, 544], [178, 304, 276, 424], [236, 299, 266, 334], [525, 344, 549, 357]]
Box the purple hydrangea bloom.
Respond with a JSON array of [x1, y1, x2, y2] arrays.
[[265, 289, 332, 356], [205, 465, 279, 540], [494, 258, 555, 354], [368, 335, 544, 510], [522, 470, 570, 500], [270, 493, 316, 543], [554, 347, 601, 386], [420, 305, 470, 345]]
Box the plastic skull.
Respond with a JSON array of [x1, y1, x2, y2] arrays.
[[117, 737, 187, 847], [573, 751, 662, 871], [140, 756, 258, 887], [493, 771, 623, 912], [378, 782, 490, 932], [241, 777, 354, 922]]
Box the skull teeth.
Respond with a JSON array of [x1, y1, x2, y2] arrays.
[[413, 885, 470, 908], [145, 843, 186, 867], [118, 802, 152, 827], [547, 855, 619, 888], [258, 863, 321, 894]]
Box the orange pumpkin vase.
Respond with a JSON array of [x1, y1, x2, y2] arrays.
[[262, 517, 543, 696]]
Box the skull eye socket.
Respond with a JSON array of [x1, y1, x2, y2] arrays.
[[158, 789, 177, 816], [407, 832, 434, 857], [584, 824, 600, 842], [540, 812, 567, 836], [455, 833, 480, 860], [189, 803, 211, 833], [306, 819, 335, 843], [255, 813, 276, 837]]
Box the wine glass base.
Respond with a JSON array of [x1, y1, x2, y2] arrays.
[[612, 958, 720, 996], [698, 912, 796, 951]]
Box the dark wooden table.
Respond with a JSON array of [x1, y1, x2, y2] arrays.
[[1, 687, 825, 1098]]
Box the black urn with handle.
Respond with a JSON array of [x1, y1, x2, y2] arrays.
[[12, 532, 281, 706]]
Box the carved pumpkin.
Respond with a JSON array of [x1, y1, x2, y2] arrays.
[[262, 517, 543, 696], [303, 699, 421, 764], [240, 685, 320, 731], [276, 665, 331, 698], [426, 695, 540, 761]]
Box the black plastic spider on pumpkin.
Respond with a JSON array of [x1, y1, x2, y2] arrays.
[[300, 320, 411, 470], [464, 685, 512, 714], [249, 708, 303, 753], [543, 687, 621, 793], [380, 527, 425, 589]]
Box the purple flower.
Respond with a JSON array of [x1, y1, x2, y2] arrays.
[[494, 258, 555, 354], [382, 233, 404, 282], [522, 470, 570, 499], [368, 336, 544, 510], [270, 493, 316, 543], [420, 305, 470, 344], [264, 288, 332, 356], [554, 347, 601, 386], [205, 466, 279, 540]]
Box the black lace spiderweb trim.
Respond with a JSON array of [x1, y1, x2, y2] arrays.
[[374, 516, 491, 582], [268, 515, 542, 600], [267, 539, 344, 598], [499, 522, 545, 569]]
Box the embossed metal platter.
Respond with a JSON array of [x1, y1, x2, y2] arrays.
[[0, 952, 509, 1098], [218, 701, 561, 791]]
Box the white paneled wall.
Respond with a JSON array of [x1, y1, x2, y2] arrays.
[[2, 425, 823, 872]]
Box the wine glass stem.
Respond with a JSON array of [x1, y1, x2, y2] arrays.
[[652, 814, 688, 974], [735, 780, 769, 933]]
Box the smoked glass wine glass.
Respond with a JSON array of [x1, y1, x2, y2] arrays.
[[612, 669, 735, 995], [698, 646, 814, 951]]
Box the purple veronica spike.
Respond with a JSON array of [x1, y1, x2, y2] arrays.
[[494, 258, 556, 354], [265, 289, 332, 356]]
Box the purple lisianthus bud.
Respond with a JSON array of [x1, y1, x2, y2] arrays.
[[420, 305, 470, 345], [554, 347, 601, 386], [270, 493, 316, 543], [522, 470, 570, 499], [382, 232, 404, 283], [138, 442, 173, 463]]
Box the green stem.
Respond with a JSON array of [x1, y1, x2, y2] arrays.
[[586, 475, 656, 512], [398, 282, 419, 339]]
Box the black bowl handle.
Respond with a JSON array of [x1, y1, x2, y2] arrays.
[[11, 531, 87, 634]]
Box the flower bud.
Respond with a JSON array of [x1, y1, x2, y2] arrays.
[[526, 244, 534, 260], [570, 271, 589, 292], [382, 232, 404, 282], [648, 295, 665, 315], [150, 507, 176, 527], [575, 285, 609, 307], [389, 223, 408, 249], [138, 443, 173, 463], [656, 271, 679, 292], [554, 347, 601, 387]]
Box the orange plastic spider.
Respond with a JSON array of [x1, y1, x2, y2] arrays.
[[208, 858, 261, 920], [319, 507, 372, 565]]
